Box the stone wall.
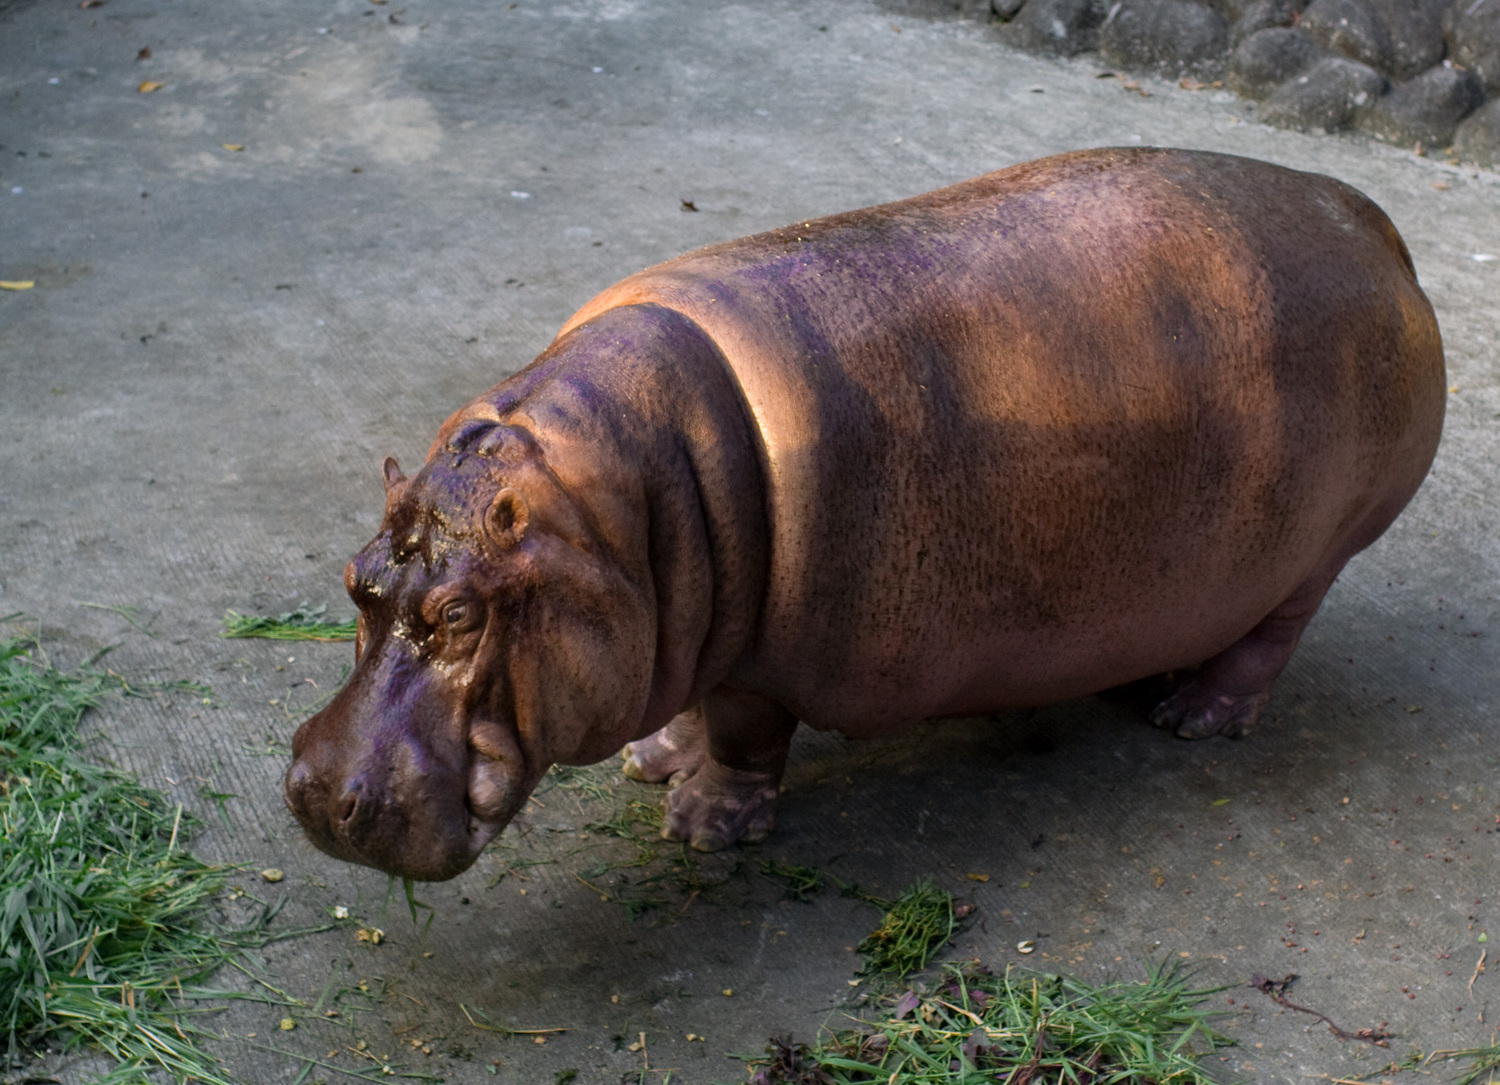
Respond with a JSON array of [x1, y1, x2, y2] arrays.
[[920, 0, 1500, 167]]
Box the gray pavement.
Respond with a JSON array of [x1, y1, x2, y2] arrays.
[[3, 0, 1500, 1082]]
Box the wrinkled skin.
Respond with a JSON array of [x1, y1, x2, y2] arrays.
[[287, 148, 1444, 881]]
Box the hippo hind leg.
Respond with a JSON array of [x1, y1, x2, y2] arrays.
[[622, 704, 708, 787], [1151, 569, 1339, 740]]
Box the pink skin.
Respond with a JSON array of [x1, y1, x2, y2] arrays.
[[287, 149, 1444, 879]]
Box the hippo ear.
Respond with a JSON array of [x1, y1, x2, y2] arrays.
[[382, 456, 407, 493], [485, 488, 530, 549]]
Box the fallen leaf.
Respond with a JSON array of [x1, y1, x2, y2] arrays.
[[1431, 182, 1450, 190], [260, 867, 284, 882], [137, 46, 151, 60], [280, 1018, 296, 1031], [0, 281, 36, 291], [965, 872, 990, 882], [80, 0, 106, 7], [137, 80, 164, 93], [1212, 798, 1231, 806], [222, 143, 245, 152]]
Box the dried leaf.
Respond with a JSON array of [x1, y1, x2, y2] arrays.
[[0, 281, 36, 291], [222, 143, 245, 152], [137, 46, 151, 60], [137, 80, 164, 93]]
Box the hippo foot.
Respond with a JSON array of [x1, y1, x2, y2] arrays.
[[661, 760, 779, 852], [622, 705, 708, 787], [1149, 684, 1270, 739]]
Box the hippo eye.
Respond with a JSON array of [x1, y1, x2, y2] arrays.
[[442, 601, 470, 627]]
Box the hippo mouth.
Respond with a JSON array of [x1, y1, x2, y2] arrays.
[[284, 710, 533, 882], [464, 717, 528, 849]]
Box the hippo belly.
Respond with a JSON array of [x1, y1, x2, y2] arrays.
[[286, 147, 1444, 877]]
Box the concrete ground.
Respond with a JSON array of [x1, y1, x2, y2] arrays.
[[3, 0, 1500, 1082]]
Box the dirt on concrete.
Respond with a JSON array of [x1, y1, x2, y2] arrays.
[[2, 1, 1499, 1083]]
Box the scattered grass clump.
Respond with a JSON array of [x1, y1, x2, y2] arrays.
[[747, 961, 1232, 1085], [0, 634, 242, 1078], [758, 860, 826, 903], [1430, 1042, 1500, 1085], [221, 603, 356, 642], [540, 762, 614, 803], [856, 878, 955, 979], [0, 633, 341, 1084]]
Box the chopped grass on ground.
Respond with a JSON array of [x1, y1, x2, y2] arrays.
[[0, 633, 325, 1084], [856, 878, 956, 980], [221, 603, 356, 642], [1430, 1042, 1500, 1085], [747, 961, 1233, 1085]]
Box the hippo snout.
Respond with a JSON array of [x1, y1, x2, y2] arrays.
[[284, 763, 383, 849], [284, 746, 485, 881]]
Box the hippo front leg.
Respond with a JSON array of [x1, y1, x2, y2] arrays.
[[660, 687, 796, 852], [621, 704, 708, 787]]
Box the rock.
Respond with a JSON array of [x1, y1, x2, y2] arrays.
[[1230, 0, 1303, 44], [1300, 0, 1394, 72], [878, 0, 996, 14], [1259, 54, 1388, 128], [1448, 0, 1500, 91], [1005, 0, 1107, 54], [1231, 27, 1329, 95], [1453, 97, 1500, 165], [1358, 63, 1486, 145], [1099, 0, 1231, 69], [1366, 0, 1448, 80]]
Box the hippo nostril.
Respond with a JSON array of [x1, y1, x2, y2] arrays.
[[335, 784, 362, 829]]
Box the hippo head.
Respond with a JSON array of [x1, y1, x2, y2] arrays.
[[284, 419, 655, 881]]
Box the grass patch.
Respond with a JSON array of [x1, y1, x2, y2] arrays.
[[0, 633, 330, 1083], [746, 961, 1233, 1084], [221, 603, 356, 642], [856, 878, 956, 980]]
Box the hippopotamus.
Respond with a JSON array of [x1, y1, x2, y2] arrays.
[[284, 147, 1444, 882]]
